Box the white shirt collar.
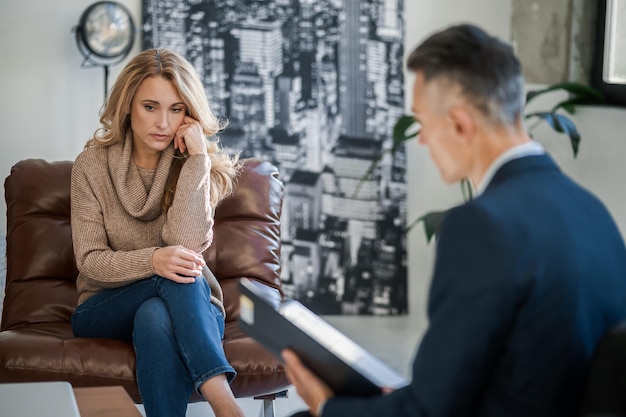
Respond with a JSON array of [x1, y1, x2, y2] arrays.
[[474, 141, 545, 196]]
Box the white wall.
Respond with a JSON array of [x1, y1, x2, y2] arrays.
[[0, 0, 142, 235], [2, 0, 626, 332]]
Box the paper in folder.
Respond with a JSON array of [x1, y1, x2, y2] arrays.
[[238, 278, 408, 397]]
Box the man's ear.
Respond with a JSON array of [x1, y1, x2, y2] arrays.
[[448, 106, 476, 143]]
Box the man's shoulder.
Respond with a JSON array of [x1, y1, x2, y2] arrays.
[[488, 154, 560, 190], [438, 202, 504, 243]]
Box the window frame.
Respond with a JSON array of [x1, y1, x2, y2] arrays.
[[591, 0, 626, 107]]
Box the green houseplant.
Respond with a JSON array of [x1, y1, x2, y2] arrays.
[[358, 82, 604, 243]]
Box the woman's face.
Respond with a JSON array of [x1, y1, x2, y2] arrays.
[[129, 76, 187, 162]]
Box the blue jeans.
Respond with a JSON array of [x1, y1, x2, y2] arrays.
[[72, 275, 236, 417]]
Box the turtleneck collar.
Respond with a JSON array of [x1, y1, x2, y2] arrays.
[[107, 135, 175, 221]]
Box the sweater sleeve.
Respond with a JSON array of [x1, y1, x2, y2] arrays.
[[161, 153, 214, 253], [71, 152, 157, 288]]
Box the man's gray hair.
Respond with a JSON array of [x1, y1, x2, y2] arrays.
[[407, 24, 525, 125]]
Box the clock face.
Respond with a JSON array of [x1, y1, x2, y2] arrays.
[[83, 2, 134, 58]]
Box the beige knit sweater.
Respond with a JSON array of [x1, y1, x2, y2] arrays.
[[70, 139, 224, 315]]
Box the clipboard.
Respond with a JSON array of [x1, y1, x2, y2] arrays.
[[238, 278, 408, 397]]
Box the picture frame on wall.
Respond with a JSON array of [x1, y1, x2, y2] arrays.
[[142, 0, 409, 316]]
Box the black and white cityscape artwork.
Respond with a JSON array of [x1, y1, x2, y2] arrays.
[[143, 0, 408, 315]]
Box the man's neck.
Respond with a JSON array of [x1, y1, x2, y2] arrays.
[[469, 123, 532, 189]]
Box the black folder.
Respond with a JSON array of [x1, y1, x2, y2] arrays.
[[238, 278, 408, 397]]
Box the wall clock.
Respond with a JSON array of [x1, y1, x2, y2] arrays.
[[74, 1, 136, 96], [76, 1, 135, 60]]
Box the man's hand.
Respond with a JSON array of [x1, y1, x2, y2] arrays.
[[282, 349, 335, 417], [152, 245, 205, 283]]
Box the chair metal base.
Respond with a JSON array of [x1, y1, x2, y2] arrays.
[[254, 390, 289, 417]]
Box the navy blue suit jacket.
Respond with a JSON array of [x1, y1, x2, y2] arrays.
[[322, 154, 626, 417]]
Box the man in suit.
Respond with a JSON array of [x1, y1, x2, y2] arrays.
[[282, 23, 626, 417]]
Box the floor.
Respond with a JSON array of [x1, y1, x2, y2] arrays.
[[135, 387, 309, 417]]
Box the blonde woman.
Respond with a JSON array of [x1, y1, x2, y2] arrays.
[[70, 48, 243, 417]]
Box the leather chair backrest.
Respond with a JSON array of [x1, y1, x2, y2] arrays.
[[3, 160, 77, 331], [205, 158, 284, 320], [2, 158, 283, 331]]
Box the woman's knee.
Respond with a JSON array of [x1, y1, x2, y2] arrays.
[[133, 297, 172, 339], [158, 276, 212, 303]]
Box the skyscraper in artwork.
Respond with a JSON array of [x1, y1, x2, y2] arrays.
[[338, 0, 369, 138]]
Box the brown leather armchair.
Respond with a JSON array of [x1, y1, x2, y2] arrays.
[[0, 158, 290, 415]]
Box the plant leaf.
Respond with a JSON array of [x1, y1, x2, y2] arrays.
[[558, 101, 577, 115], [355, 116, 416, 198], [352, 149, 389, 198], [551, 95, 605, 115], [460, 178, 474, 202], [526, 112, 581, 157], [392, 115, 419, 153], [526, 82, 605, 106], [406, 210, 448, 243]]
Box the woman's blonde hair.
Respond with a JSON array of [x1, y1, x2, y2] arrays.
[[87, 48, 240, 210]]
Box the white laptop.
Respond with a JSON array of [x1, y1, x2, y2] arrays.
[[0, 381, 81, 417]]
